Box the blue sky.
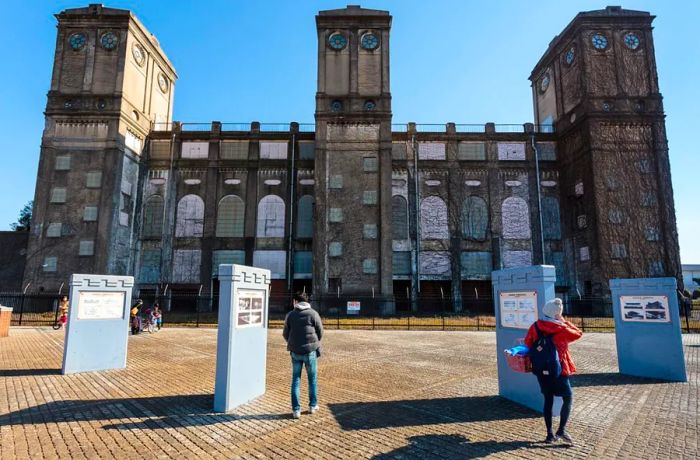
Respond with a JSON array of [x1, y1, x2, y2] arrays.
[[1, 1, 698, 263]]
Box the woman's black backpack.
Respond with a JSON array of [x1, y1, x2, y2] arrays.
[[530, 322, 562, 378]]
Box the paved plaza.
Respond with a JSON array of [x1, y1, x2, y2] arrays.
[[1, 327, 698, 459]]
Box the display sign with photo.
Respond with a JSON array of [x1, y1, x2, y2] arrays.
[[76, 291, 125, 320], [500, 291, 538, 329], [347, 301, 360, 315], [235, 289, 266, 328], [620, 295, 670, 323]]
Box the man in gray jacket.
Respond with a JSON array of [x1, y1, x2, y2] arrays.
[[283, 292, 323, 419]]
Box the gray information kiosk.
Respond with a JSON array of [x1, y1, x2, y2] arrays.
[[493, 265, 558, 412], [62, 274, 134, 374], [610, 277, 687, 382], [214, 264, 271, 413]]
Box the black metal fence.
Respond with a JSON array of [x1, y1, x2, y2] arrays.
[[4, 292, 698, 333]]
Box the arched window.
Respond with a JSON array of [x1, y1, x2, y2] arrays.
[[420, 196, 448, 239], [175, 194, 204, 237], [542, 196, 561, 240], [215, 195, 245, 237], [296, 195, 314, 238], [462, 196, 488, 241], [392, 195, 408, 240], [257, 195, 285, 237], [142, 195, 164, 238], [502, 197, 530, 239]]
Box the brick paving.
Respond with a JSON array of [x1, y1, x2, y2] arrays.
[[0, 328, 698, 459]]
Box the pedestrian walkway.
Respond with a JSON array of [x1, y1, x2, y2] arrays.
[[0, 328, 697, 458]]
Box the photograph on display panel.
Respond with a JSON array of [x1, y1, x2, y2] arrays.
[[236, 289, 266, 328], [620, 295, 670, 323]]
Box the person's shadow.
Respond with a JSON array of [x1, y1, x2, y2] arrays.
[[372, 434, 568, 459]]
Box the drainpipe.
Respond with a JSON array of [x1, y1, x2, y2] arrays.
[[413, 131, 421, 298], [287, 131, 296, 293], [530, 132, 545, 264]]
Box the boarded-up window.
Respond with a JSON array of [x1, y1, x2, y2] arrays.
[[253, 250, 286, 278], [392, 195, 408, 240], [363, 224, 378, 239], [55, 155, 71, 170], [461, 252, 492, 279], [294, 251, 312, 278], [646, 226, 660, 241], [256, 195, 285, 237], [299, 142, 315, 160], [503, 250, 532, 268], [611, 243, 627, 259], [421, 196, 448, 239], [329, 208, 343, 223], [329, 242, 342, 257], [363, 258, 378, 274], [649, 260, 664, 276], [549, 251, 566, 286], [497, 143, 526, 160], [542, 197, 561, 240], [43, 257, 57, 272], [86, 171, 102, 188], [181, 142, 209, 159], [83, 206, 98, 222], [139, 249, 161, 283], [212, 250, 245, 277], [216, 195, 245, 237], [418, 143, 446, 160], [47, 223, 62, 238], [260, 142, 287, 159], [172, 249, 201, 283], [142, 195, 164, 238], [363, 191, 377, 205], [462, 196, 488, 240], [50, 188, 66, 203], [175, 195, 204, 237], [330, 175, 343, 189], [296, 195, 314, 238], [502, 197, 531, 239], [579, 246, 590, 261], [363, 157, 378, 172], [392, 142, 407, 160], [419, 251, 451, 276], [537, 142, 556, 161], [220, 141, 249, 160], [393, 252, 411, 275], [458, 142, 486, 160], [149, 140, 171, 159], [79, 240, 94, 256], [608, 209, 624, 224]]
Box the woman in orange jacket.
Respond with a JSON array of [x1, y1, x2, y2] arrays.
[[524, 298, 583, 445]]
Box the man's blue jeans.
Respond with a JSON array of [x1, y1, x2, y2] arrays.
[[291, 351, 318, 411]]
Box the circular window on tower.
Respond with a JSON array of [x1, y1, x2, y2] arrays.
[[539, 72, 550, 94], [591, 33, 608, 50], [68, 33, 86, 51], [328, 32, 347, 50], [157, 72, 169, 93], [602, 101, 614, 112], [364, 100, 376, 111], [624, 33, 641, 50], [132, 43, 145, 66], [360, 32, 379, 50], [565, 46, 576, 65], [330, 100, 343, 112], [100, 31, 119, 50]]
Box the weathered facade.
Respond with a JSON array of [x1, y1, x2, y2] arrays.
[[23, 5, 681, 313]]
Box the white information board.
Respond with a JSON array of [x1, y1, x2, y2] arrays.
[[500, 291, 537, 329], [76, 291, 125, 320], [347, 301, 360, 315], [620, 295, 670, 323], [236, 289, 266, 328]]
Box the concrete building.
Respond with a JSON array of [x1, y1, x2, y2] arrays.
[[23, 5, 681, 313]]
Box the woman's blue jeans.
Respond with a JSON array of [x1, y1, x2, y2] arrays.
[[291, 351, 318, 411]]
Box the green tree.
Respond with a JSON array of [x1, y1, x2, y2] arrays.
[[10, 200, 32, 231]]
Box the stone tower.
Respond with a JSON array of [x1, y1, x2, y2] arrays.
[[23, 4, 176, 291], [312, 6, 394, 312], [531, 6, 681, 296]]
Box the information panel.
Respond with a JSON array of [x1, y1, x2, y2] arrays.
[[236, 289, 265, 328], [347, 301, 360, 315], [499, 291, 537, 329], [620, 295, 670, 323], [76, 291, 125, 320]]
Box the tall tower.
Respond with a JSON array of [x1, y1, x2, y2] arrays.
[[531, 6, 681, 296], [313, 6, 394, 312], [24, 4, 176, 291]]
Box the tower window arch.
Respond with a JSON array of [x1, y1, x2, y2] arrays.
[[296, 195, 314, 238], [257, 195, 285, 237], [502, 197, 530, 239], [175, 194, 204, 237], [392, 195, 408, 240], [215, 195, 245, 237], [142, 195, 164, 238], [462, 196, 488, 241], [421, 196, 448, 240]]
